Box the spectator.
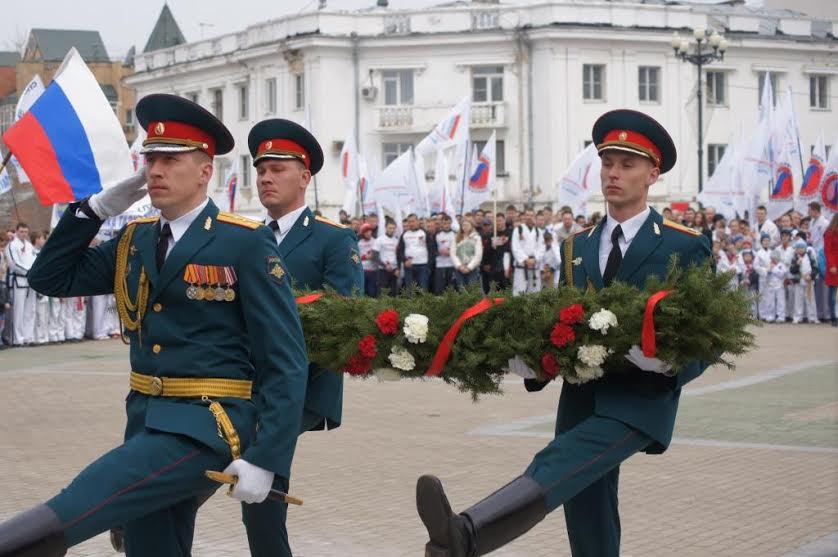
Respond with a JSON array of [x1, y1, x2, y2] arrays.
[[434, 215, 456, 294], [358, 223, 379, 297], [451, 219, 483, 289], [823, 213, 838, 326], [553, 209, 581, 242], [397, 213, 431, 292], [375, 219, 400, 296]]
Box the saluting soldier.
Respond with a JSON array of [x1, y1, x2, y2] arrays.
[[240, 119, 363, 556], [0, 94, 308, 557], [415, 109, 712, 557]]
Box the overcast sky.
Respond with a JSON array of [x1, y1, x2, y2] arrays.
[[1, 0, 445, 60]]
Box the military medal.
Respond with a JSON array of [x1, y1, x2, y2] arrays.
[[224, 267, 237, 302], [184, 265, 200, 299]]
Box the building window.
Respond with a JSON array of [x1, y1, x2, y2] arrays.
[[583, 64, 605, 101], [240, 155, 251, 187], [472, 66, 503, 103], [294, 74, 305, 111], [471, 11, 499, 30], [382, 70, 414, 106], [638, 66, 660, 103], [125, 108, 134, 129], [707, 144, 726, 177], [706, 71, 726, 106], [474, 139, 505, 174], [266, 78, 277, 114], [810, 75, 829, 110], [757, 72, 778, 106], [237, 83, 249, 120], [185, 91, 199, 104], [211, 88, 224, 120], [216, 158, 230, 191], [382, 142, 412, 166]]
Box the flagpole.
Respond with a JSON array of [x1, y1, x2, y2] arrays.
[[0, 151, 10, 173], [460, 139, 470, 216]]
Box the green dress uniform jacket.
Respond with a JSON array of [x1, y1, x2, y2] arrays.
[[275, 207, 363, 432]]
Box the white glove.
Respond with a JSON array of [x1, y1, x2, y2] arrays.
[[505, 356, 537, 379], [625, 345, 673, 375], [222, 459, 274, 504], [88, 170, 148, 219]]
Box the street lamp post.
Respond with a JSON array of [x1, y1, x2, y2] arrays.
[[672, 28, 729, 194]]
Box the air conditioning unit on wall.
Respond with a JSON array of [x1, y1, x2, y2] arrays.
[[361, 85, 378, 101]]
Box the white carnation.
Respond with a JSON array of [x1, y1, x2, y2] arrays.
[[388, 346, 416, 371], [575, 365, 605, 382], [588, 308, 618, 335], [404, 313, 429, 344], [577, 344, 610, 367]]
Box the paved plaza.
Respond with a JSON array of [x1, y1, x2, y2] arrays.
[[0, 324, 836, 557]]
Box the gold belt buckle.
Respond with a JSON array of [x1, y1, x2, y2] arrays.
[[149, 376, 164, 396]]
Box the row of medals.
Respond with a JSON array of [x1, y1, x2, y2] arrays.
[[186, 284, 236, 302]]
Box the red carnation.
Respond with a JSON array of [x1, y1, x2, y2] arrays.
[[375, 309, 400, 336], [550, 322, 576, 348], [344, 353, 372, 376], [541, 353, 560, 379], [559, 303, 584, 325], [358, 335, 377, 359]]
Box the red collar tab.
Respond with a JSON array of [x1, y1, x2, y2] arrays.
[[144, 120, 216, 157], [257, 138, 310, 169], [599, 129, 662, 167]]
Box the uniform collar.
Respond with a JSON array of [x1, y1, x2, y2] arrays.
[[602, 206, 650, 244], [160, 197, 209, 243], [267, 205, 308, 235]]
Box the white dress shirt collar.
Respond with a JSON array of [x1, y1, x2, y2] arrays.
[[267, 205, 308, 244], [601, 206, 651, 245], [160, 197, 209, 243]]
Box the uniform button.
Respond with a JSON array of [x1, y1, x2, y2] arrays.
[[152, 344, 162, 354], [153, 303, 163, 312]]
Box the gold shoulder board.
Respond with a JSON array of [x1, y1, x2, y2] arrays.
[[315, 215, 348, 229], [662, 219, 700, 236], [217, 212, 261, 230], [128, 216, 160, 226]]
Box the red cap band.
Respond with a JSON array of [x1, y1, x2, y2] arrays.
[[598, 130, 662, 168], [257, 139, 310, 169], [144, 121, 216, 157]]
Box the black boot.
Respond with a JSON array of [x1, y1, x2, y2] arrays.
[[416, 475, 547, 557], [0, 505, 67, 557]]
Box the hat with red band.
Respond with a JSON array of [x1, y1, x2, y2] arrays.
[[248, 119, 324, 175], [592, 109, 676, 174], [136, 93, 234, 157]]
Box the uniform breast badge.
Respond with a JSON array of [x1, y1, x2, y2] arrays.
[[653, 222, 661, 236], [572, 257, 583, 266]]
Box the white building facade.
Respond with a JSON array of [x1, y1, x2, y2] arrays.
[[126, 0, 838, 219]]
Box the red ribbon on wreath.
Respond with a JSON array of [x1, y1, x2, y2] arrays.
[[295, 293, 325, 305], [425, 297, 504, 377], [642, 289, 673, 357]]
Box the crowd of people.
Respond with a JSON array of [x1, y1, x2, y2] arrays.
[[338, 201, 838, 325], [0, 222, 121, 349], [2, 201, 836, 350]]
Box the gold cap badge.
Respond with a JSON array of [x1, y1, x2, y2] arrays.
[[155, 122, 165, 135], [618, 131, 627, 141]]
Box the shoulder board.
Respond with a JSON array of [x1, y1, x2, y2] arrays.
[[315, 215, 348, 229], [662, 219, 700, 236], [571, 225, 595, 239], [217, 212, 261, 230], [128, 216, 159, 226]]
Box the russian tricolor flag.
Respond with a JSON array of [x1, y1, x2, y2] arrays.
[[2, 48, 132, 205]]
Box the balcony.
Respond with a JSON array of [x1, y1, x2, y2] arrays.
[[374, 101, 507, 133]]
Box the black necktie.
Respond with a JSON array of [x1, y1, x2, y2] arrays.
[[156, 223, 172, 271], [602, 224, 623, 287], [268, 220, 279, 232]]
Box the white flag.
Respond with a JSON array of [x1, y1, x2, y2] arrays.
[[1, 75, 45, 185], [340, 130, 359, 215], [462, 131, 495, 212], [557, 144, 601, 219], [767, 85, 802, 220], [129, 126, 147, 171], [416, 96, 470, 155], [372, 150, 417, 215], [819, 136, 838, 217], [797, 131, 826, 212], [224, 156, 240, 213], [410, 147, 430, 218], [740, 73, 775, 223], [699, 138, 743, 221]]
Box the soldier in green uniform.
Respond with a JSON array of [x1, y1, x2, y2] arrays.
[[415, 109, 713, 557], [0, 94, 308, 557], [240, 119, 363, 557]]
